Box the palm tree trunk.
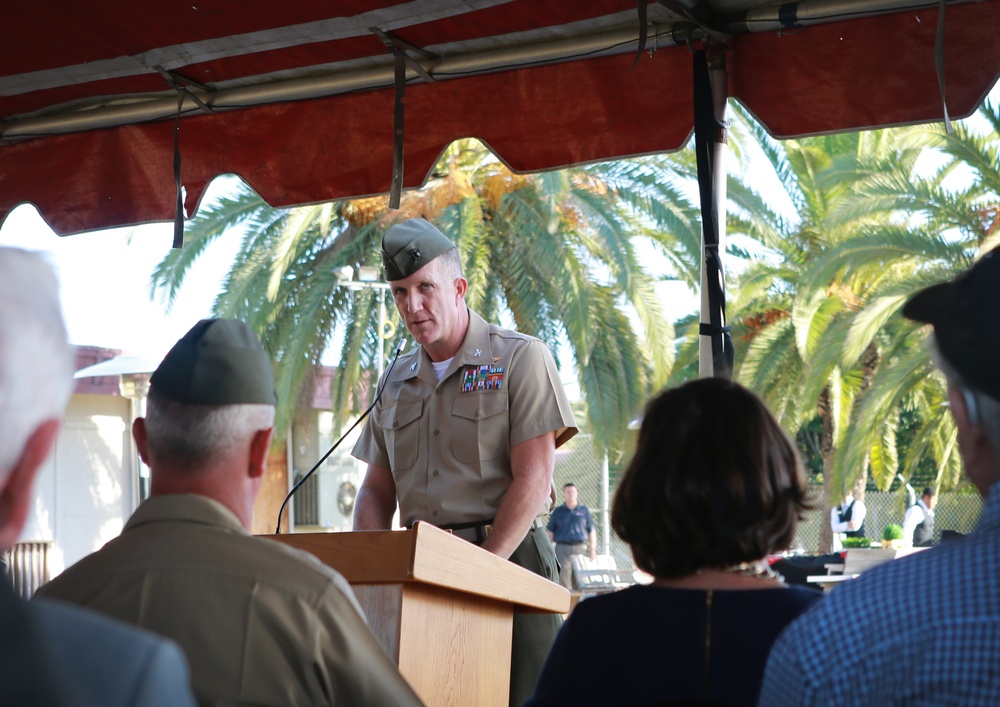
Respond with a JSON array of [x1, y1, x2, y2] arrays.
[[817, 385, 835, 553]]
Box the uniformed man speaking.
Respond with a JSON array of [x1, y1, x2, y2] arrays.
[[352, 217, 578, 707]]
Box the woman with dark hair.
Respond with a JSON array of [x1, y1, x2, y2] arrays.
[[526, 378, 821, 707]]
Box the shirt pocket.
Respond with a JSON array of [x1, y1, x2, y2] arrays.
[[452, 392, 509, 464], [380, 399, 423, 471]]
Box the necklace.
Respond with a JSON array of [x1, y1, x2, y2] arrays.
[[721, 562, 785, 583]]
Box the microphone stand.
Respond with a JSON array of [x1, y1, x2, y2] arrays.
[[275, 339, 408, 534]]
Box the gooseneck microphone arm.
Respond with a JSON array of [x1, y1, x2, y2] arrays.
[[274, 338, 409, 534]]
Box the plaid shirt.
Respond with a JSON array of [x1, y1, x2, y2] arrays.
[[760, 481, 1000, 706]]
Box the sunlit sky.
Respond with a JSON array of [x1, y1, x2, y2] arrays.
[[0, 179, 244, 359]]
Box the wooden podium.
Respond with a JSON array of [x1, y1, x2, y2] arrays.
[[264, 521, 569, 707]]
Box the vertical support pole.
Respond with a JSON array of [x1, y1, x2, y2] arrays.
[[285, 423, 295, 532], [695, 42, 734, 380], [600, 451, 610, 555], [378, 288, 387, 379]]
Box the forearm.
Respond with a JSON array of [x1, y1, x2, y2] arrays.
[[481, 432, 555, 559], [353, 489, 394, 529], [482, 472, 551, 559], [353, 464, 397, 530]]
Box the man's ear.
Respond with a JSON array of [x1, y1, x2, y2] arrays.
[[0, 420, 60, 551], [455, 276, 468, 301], [248, 427, 275, 479], [132, 417, 151, 465]]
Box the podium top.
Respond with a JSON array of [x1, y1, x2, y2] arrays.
[[262, 521, 569, 614]]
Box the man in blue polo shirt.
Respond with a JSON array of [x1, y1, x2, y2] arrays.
[[546, 483, 597, 589]]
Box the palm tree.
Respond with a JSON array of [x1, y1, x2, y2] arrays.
[[804, 99, 1000, 496], [150, 139, 704, 460], [714, 111, 931, 551]]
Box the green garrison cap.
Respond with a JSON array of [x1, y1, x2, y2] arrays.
[[150, 319, 278, 405], [381, 218, 456, 281]]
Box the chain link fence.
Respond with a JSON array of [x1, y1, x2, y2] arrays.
[[547, 433, 636, 570], [546, 433, 985, 561]]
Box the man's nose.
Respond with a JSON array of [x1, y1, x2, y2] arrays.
[[407, 291, 424, 312]]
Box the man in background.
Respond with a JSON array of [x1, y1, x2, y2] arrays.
[[546, 482, 597, 589], [830, 491, 866, 551], [760, 248, 1000, 705], [39, 318, 423, 707], [0, 246, 195, 706], [902, 487, 936, 547]]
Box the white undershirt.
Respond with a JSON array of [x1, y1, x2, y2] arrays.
[[431, 357, 453, 382]]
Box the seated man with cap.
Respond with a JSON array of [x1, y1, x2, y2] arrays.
[[352, 218, 578, 707], [760, 248, 1000, 705], [38, 319, 423, 707]]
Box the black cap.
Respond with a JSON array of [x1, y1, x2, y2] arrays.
[[903, 247, 1000, 399], [150, 319, 277, 405], [381, 218, 456, 281]]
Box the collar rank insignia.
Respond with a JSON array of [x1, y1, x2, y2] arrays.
[[474, 348, 481, 357], [461, 364, 505, 392], [410, 361, 418, 371]]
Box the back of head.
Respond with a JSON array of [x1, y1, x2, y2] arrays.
[[144, 319, 276, 469], [0, 248, 73, 479], [612, 378, 810, 578]]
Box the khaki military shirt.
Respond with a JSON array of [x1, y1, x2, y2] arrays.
[[36, 494, 423, 707], [352, 309, 578, 528]]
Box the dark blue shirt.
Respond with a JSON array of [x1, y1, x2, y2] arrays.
[[546, 503, 595, 544], [527, 584, 820, 706]]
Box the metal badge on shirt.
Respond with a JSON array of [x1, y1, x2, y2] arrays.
[[461, 364, 505, 392]]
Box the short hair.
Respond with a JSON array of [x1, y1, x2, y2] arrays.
[[0, 248, 74, 479], [143, 387, 275, 469], [434, 247, 463, 280], [922, 487, 935, 498], [563, 482, 577, 490], [612, 378, 811, 579]]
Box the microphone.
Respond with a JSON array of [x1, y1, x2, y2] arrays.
[[274, 343, 408, 533]]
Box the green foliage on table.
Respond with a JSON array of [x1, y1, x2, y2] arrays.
[[883, 524, 904, 541], [841, 537, 873, 548]]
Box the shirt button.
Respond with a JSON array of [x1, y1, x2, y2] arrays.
[[475, 411, 480, 418], [432, 510, 439, 517], [436, 389, 442, 395], [433, 429, 440, 436], [393, 419, 398, 425], [432, 469, 439, 477]]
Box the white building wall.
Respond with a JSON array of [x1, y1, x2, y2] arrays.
[[20, 394, 135, 576]]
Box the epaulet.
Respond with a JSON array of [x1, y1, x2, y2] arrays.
[[488, 323, 538, 343]]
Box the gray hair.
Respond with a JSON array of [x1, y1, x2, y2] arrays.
[[930, 334, 1000, 454], [0, 248, 74, 479], [144, 387, 275, 468], [435, 247, 464, 280]]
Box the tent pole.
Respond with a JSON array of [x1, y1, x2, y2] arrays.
[[696, 42, 733, 379]]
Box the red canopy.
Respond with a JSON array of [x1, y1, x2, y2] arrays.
[[2, 0, 999, 235]]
